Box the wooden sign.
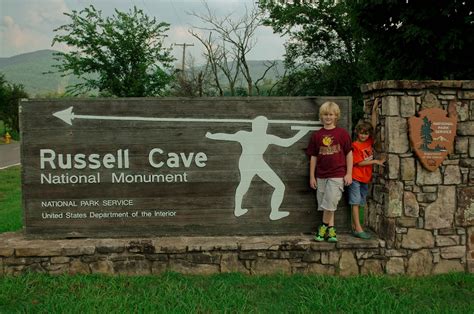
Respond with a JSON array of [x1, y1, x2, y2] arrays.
[[20, 97, 351, 238], [408, 107, 457, 171]]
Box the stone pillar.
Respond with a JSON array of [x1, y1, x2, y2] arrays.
[[468, 227, 474, 273], [361, 80, 474, 274]]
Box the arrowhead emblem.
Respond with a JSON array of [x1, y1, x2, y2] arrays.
[[53, 106, 75, 125], [408, 107, 457, 171]]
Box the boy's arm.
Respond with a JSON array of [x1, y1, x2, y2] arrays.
[[344, 151, 353, 186], [357, 157, 386, 167], [309, 156, 317, 189]]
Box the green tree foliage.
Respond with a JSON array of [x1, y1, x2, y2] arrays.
[[0, 74, 28, 137], [261, 1, 367, 124], [261, 1, 474, 125], [350, 0, 474, 80], [52, 6, 175, 96]]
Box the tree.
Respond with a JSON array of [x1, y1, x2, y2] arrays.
[[189, 30, 230, 96], [52, 5, 175, 96], [190, 1, 263, 96], [420, 117, 433, 151], [0, 74, 28, 137], [349, 1, 474, 80], [261, 1, 367, 122], [171, 54, 214, 97]]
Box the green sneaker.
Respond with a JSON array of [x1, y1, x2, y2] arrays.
[[314, 225, 328, 242], [353, 230, 371, 239], [327, 227, 337, 242]]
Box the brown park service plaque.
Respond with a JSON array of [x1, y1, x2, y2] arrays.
[[408, 108, 457, 172]]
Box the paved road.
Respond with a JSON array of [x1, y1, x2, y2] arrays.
[[0, 142, 20, 169]]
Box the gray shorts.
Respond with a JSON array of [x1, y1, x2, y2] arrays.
[[316, 178, 344, 212]]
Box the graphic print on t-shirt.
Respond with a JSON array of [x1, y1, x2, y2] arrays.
[[319, 135, 341, 155], [362, 146, 373, 161]]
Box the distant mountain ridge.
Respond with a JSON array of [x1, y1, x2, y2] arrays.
[[0, 50, 285, 96], [0, 50, 85, 96]]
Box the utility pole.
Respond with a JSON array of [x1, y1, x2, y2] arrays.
[[175, 43, 194, 73]]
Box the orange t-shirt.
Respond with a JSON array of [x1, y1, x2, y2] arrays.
[[352, 137, 374, 183]]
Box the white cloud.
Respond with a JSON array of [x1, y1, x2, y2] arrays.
[[1, 15, 50, 56], [1, 0, 71, 57], [22, 0, 70, 28], [0, 0, 285, 60]]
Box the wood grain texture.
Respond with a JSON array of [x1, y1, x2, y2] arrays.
[[20, 97, 351, 237]]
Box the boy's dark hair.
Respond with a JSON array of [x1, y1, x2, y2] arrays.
[[355, 120, 373, 135]]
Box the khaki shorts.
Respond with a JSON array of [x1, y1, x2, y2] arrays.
[[316, 178, 344, 212]]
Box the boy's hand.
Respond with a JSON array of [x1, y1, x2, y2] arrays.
[[374, 159, 386, 166], [343, 174, 352, 186], [310, 177, 317, 189]]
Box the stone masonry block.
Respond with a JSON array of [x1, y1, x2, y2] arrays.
[[400, 96, 416, 117], [386, 257, 405, 274], [401, 157, 415, 181], [404, 191, 419, 217], [456, 137, 469, 153], [385, 181, 403, 217], [220, 253, 249, 274], [388, 154, 400, 179], [361, 260, 384, 275], [407, 249, 433, 275], [416, 161, 442, 185], [169, 260, 219, 275], [15, 247, 62, 257], [440, 246, 466, 259], [425, 186, 456, 229], [458, 121, 474, 136], [443, 165, 462, 184], [338, 251, 359, 276], [252, 259, 291, 275], [421, 92, 441, 110], [470, 138, 474, 158], [435, 235, 459, 247], [0, 248, 14, 257], [456, 101, 470, 121], [456, 187, 474, 227], [402, 229, 435, 249], [433, 260, 465, 274], [385, 117, 409, 153], [382, 96, 400, 116]]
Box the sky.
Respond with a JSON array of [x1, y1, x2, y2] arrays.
[[0, 0, 287, 64]]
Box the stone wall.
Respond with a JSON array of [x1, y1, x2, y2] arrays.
[[0, 232, 385, 276], [361, 80, 474, 274]]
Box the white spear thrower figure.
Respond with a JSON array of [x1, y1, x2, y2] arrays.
[[206, 116, 319, 220], [52, 107, 320, 220]]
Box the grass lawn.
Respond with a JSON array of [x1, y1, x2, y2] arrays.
[[1, 272, 473, 313], [1, 167, 473, 313], [0, 166, 22, 232]]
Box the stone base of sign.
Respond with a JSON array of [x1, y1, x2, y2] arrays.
[[0, 231, 468, 276]]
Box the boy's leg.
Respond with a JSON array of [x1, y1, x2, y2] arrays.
[[314, 179, 328, 241], [348, 181, 371, 239], [322, 210, 335, 226], [317, 178, 343, 242], [352, 204, 363, 232], [348, 181, 364, 231]]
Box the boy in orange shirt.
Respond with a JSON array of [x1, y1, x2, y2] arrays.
[[348, 101, 385, 239]]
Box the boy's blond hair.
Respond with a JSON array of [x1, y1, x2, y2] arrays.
[[319, 101, 341, 122]]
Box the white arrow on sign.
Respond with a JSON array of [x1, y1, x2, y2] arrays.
[[52, 106, 322, 128]]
